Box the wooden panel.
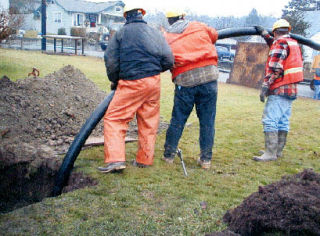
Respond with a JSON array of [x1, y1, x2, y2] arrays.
[[228, 42, 269, 89]]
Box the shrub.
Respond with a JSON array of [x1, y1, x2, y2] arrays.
[[0, 9, 24, 42], [70, 27, 86, 37], [58, 27, 66, 35]]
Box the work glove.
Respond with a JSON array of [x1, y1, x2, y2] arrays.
[[110, 82, 118, 90], [254, 26, 268, 36], [260, 85, 269, 103]]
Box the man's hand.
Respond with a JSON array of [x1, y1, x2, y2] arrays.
[[260, 85, 268, 103], [254, 26, 268, 36], [110, 82, 118, 90]]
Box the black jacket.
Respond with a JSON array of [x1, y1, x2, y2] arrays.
[[104, 19, 174, 83]]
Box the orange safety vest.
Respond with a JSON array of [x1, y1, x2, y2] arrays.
[[164, 22, 218, 79], [311, 54, 320, 80], [267, 37, 304, 90]]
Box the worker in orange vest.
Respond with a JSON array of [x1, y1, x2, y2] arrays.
[[162, 10, 219, 169], [311, 54, 320, 100], [253, 19, 304, 162], [98, 5, 174, 173]]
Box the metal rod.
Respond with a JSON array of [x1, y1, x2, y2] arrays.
[[177, 149, 188, 177]]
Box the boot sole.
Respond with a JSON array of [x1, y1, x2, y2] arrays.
[[252, 156, 277, 162], [98, 165, 126, 173]]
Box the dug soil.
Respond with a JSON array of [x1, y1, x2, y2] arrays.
[[0, 65, 167, 213], [208, 169, 320, 235]]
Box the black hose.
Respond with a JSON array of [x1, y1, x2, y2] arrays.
[[52, 91, 115, 197], [218, 27, 320, 51]]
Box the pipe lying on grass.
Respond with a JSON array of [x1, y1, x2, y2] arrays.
[[52, 27, 320, 197], [52, 91, 114, 197], [218, 27, 320, 51]]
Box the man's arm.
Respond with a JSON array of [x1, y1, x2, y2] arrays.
[[254, 26, 274, 47], [259, 39, 289, 102], [206, 25, 218, 44], [158, 31, 174, 72], [263, 40, 288, 86], [105, 31, 121, 83]]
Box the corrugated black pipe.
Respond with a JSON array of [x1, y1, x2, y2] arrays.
[[52, 27, 320, 197], [52, 91, 115, 197], [218, 27, 320, 51]]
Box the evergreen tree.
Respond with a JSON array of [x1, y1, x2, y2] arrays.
[[281, 0, 314, 36], [245, 8, 260, 26]]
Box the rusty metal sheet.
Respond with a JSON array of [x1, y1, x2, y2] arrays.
[[228, 42, 269, 89]]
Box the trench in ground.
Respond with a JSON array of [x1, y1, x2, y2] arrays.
[[0, 163, 97, 213]]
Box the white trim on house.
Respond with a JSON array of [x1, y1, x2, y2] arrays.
[[98, 13, 101, 24], [72, 13, 85, 26]]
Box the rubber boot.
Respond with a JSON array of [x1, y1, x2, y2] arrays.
[[253, 131, 278, 162], [277, 131, 288, 158]]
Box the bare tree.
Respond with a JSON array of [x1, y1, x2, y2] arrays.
[[0, 6, 24, 42]]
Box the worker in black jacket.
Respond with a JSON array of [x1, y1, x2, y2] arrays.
[[98, 5, 174, 173]]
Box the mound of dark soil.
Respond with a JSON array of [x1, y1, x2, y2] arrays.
[[223, 169, 320, 235], [1, 66, 111, 154]]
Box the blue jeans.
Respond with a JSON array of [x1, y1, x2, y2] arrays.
[[314, 84, 320, 100], [262, 95, 293, 132], [164, 81, 218, 161]]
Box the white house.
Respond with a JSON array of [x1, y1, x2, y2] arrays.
[[23, 0, 125, 36]]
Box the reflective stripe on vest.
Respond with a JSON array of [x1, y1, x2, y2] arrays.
[[283, 67, 303, 76], [287, 41, 298, 46]]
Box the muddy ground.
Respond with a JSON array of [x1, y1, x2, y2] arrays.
[[0, 65, 167, 213], [208, 169, 320, 235]]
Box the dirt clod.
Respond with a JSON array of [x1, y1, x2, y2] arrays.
[[222, 169, 320, 235]]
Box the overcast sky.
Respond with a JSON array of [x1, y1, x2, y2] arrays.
[[89, 0, 291, 17]]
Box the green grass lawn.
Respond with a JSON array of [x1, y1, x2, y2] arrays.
[[1, 48, 320, 235]]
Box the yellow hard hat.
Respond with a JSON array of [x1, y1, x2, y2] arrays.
[[123, 4, 146, 17], [166, 10, 186, 18], [272, 19, 291, 32]]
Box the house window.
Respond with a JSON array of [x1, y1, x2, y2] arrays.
[[54, 12, 62, 23], [73, 13, 84, 26], [317, 2, 320, 10], [115, 7, 121, 11]]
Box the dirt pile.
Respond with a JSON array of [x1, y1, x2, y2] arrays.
[[222, 169, 320, 235], [0, 65, 138, 212], [0, 66, 109, 154]]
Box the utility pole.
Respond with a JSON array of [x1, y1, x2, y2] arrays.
[[41, 0, 46, 51]]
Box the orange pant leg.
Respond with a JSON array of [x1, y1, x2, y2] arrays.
[[135, 76, 161, 165], [103, 75, 160, 164]]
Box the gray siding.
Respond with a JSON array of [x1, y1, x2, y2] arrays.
[[46, 3, 72, 34]]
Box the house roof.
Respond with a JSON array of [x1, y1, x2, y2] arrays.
[[54, 0, 124, 14]]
